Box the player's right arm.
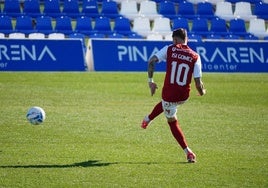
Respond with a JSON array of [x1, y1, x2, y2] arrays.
[[147, 46, 168, 96], [148, 55, 158, 79], [147, 55, 158, 96]]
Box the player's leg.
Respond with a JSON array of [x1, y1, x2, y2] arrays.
[[167, 118, 187, 149], [141, 101, 163, 129], [162, 100, 196, 163]]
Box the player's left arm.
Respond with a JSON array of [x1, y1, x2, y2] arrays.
[[194, 77, 206, 96], [193, 55, 206, 96]]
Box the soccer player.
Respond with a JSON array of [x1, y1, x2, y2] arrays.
[[141, 28, 206, 163]]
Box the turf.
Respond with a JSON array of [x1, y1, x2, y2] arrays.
[[0, 72, 267, 187]]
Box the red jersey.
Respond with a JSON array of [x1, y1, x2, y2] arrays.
[[156, 44, 201, 102]]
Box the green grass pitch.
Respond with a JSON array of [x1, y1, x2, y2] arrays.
[[0, 72, 267, 187]]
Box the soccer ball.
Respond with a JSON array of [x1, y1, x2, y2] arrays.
[[26, 106, 46, 125]]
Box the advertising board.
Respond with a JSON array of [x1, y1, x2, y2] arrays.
[[0, 39, 86, 71], [88, 39, 268, 72]]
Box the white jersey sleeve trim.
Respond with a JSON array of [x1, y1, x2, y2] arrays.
[[193, 55, 202, 78], [155, 45, 168, 63]]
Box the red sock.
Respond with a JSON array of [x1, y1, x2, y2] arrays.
[[168, 120, 187, 149], [148, 101, 163, 120]]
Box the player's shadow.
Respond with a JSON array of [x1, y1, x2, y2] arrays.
[[118, 161, 189, 165], [0, 160, 190, 169], [0, 160, 111, 169]]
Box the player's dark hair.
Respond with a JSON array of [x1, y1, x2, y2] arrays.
[[172, 28, 187, 41]]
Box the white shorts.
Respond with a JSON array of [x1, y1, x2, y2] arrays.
[[161, 99, 187, 118]]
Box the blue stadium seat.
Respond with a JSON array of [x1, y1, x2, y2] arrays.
[[170, 0, 185, 3], [81, 0, 100, 18], [190, 17, 210, 37], [74, 16, 95, 36], [55, 16, 73, 35], [69, 33, 86, 41], [89, 33, 106, 38], [35, 15, 54, 35], [188, 33, 202, 42], [108, 33, 125, 38], [177, 1, 196, 19], [196, 2, 215, 20], [62, 0, 81, 18], [172, 17, 189, 31], [113, 16, 134, 36], [43, 0, 62, 18], [226, 0, 261, 4], [224, 34, 240, 40], [69, 33, 86, 43], [0, 15, 14, 34], [2, 0, 22, 17], [127, 33, 143, 39], [158, 1, 177, 19], [69, 33, 86, 52], [254, 2, 268, 20], [23, 0, 42, 18], [244, 34, 259, 40], [210, 17, 228, 37], [229, 18, 249, 38], [206, 33, 222, 39], [15, 15, 34, 35], [93, 16, 113, 35], [100, 0, 119, 19]]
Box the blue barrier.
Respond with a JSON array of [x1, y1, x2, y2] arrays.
[[88, 39, 268, 72], [0, 39, 86, 71]]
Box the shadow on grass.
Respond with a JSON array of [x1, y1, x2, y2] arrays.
[[0, 160, 111, 169], [0, 160, 191, 169], [117, 161, 189, 165]]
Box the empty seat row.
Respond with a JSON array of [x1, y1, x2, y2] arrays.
[[0, 31, 140, 42], [121, 0, 268, 21], [0, 0, 120, 18], [0, 32, 66, 39], [0, 31, 120, 41], [2, 30, 268, 41], [1, 0, 267, 22], [1, 13, 267, 40], [134, 16, 268, 39], [0, 14, 142, 38], [215, 1, 268, 21], [114, 0, 263, 5]]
